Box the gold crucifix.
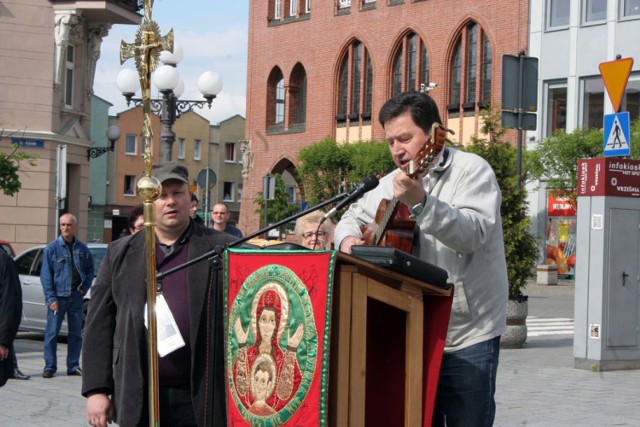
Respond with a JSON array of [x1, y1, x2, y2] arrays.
[[120, 5, 173, 175]]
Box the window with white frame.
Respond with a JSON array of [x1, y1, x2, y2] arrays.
[[275, 0, 282, 19], [583, 0, 606, 23], [267, 67, 286, 129], [622, 0, 640, 18], [545, 82, 567, 137], [64, 45, 75, 108], [225, 143, 236, 162], [237, 183, 243, 202], [290, 0, 297, 16], [177, 138, 185, 159], [305, 0, 311, 13], [194, 139, 201, 160], [339, 0, 351, 8], [581, 76, 605, 130], [223, 182, 234, 201], [276, 79, 285, 125], [125, 134, 136, 155], [124, 175, 135, 196], [547, 0, 570, 29]]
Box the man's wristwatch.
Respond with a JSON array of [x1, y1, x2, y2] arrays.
[[408, 194, 427, 219]]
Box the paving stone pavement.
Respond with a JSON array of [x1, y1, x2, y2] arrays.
[[1, 281, 639, 426]]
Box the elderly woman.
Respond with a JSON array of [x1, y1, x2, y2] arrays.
[[294, 211, 334, 250]]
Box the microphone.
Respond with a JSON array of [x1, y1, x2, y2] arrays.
[[323, 175, 379, 220]]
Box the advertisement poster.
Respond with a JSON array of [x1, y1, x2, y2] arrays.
[[546, 192, 576, 280]]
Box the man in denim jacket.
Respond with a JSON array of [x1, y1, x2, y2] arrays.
[[40, 213, 94, 378]]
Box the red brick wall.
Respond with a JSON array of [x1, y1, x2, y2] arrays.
[[240, 0, 529, 233]]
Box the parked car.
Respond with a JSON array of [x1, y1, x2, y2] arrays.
[[0, 239, 16, 257], [14, 243, 107, 335]]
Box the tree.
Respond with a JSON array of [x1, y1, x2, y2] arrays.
[[0, 141, 37, 197], [254, 174, 299, 238], [465, 108, 538, 300], [297, 138, 395, 209], [297, 137, 350, 207]]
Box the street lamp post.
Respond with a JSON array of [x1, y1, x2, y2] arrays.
[[116, 41, 223, 162]]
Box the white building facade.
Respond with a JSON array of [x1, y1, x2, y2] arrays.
[[528, 0, 640, 275]]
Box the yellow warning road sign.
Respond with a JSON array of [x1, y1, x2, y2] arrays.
[[599, 57, 634, 112]]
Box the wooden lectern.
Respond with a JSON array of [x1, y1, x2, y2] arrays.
[[329, 253, 453, 427]]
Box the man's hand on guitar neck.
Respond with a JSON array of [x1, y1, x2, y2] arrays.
[[339, 235, 365, 254], [393, 170, 427, 208]]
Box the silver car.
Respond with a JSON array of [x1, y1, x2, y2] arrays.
[[14, 243, 107, 335]]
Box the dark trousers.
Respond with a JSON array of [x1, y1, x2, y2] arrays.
[[159, 385, 197, 427]]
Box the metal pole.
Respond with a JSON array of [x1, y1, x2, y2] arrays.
[[517, 50, 525, 188], [159, 90, 176, 162], [204, 168, 210, 227]]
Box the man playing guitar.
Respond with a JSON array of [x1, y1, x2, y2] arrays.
[[334, 91, 508, 427]]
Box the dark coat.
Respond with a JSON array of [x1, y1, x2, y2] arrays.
[[81, 223, 236, 426], [0, 250, 22, 387]]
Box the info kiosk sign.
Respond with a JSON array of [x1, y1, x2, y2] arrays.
[[574, 158, 640, 371]]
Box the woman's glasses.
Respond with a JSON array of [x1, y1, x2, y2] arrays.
[[302, 231, 326, 239]]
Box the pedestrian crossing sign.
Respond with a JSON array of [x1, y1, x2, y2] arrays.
[[603, 112, 630, 157]]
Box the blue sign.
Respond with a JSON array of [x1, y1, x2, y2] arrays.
[[603, 112, 630, 157], [12, 138, 44, 149]]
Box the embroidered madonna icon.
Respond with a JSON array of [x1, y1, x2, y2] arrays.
[[227, 264, 319, 426]]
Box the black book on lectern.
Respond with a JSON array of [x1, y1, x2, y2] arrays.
[[350, 245, 451, 290]]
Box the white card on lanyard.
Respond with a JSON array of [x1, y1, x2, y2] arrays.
[[144, 294, 186, 357]]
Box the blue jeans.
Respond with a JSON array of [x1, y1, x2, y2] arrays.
[[432, 336, 500, 427], [43, 290, 84, 373]]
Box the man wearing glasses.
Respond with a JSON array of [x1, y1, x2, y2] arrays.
[[210, 203, 243, 238]]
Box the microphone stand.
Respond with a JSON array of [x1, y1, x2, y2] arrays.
[[156, 190, 349, 281]]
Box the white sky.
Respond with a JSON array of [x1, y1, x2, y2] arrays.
[[93, 0, 249, 125]]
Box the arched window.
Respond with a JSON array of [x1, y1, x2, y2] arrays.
[[391, 32, 429, 96], [336, 40, 372, 124], [267, 67, 285, 128], [449, 22, 492, 112], [481, 35, 492, 105], [289, 63, 307, 127], [276, 79, 285, 125]]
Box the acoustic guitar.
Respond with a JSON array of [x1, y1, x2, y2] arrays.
[[362, 122, 454, 253]]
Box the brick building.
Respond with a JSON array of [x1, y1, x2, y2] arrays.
[[239, 0, 529, 233]]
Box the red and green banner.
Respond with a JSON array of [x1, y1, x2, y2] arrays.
[[224, 249, 336, 426]]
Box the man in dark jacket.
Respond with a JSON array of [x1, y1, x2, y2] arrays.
[[82, 162, 236, 427], [0, 249, 22, 387]]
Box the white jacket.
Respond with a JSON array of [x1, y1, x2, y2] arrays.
[[334, 148, 508, 350]]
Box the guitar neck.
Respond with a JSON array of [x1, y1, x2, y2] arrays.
[[373, 197, 400, 245]]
